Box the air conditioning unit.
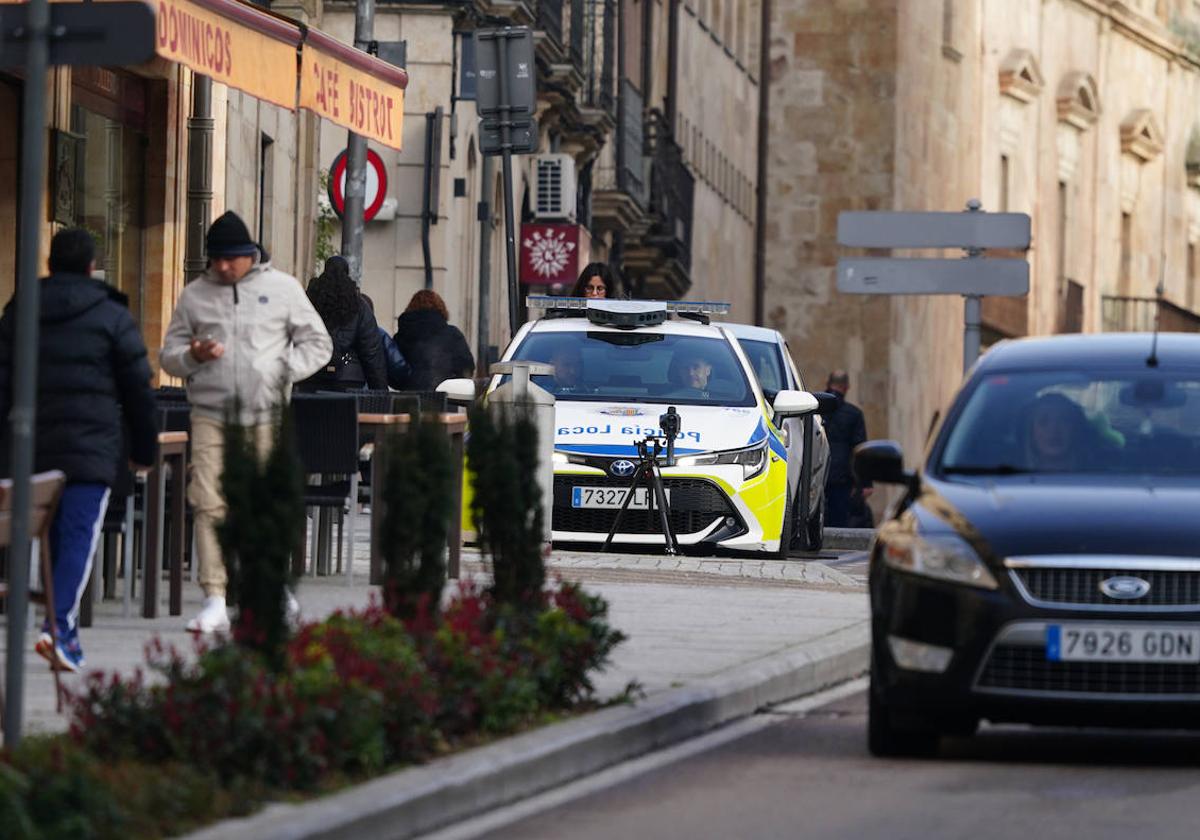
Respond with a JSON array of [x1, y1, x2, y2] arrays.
[[532, 153, 577, 221]]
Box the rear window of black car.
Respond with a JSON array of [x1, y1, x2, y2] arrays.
[[937, 371, 1200, 476]]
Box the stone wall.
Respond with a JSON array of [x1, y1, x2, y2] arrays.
[[763, 0, 899, 438], [767, 0, 1200, 487]]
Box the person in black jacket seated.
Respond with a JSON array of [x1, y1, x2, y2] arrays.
[[393, 289, 475, 391], [299, 256, 387, 392], [0, 228, 159, 671]]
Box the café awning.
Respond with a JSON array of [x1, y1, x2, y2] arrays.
[[161, 0, 408, 149], [2, 0, 408, 148]]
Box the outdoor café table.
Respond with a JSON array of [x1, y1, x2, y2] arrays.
[[140, 430, 188, 619], [358, 412, 467, 585]]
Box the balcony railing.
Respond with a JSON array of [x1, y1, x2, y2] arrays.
[[617, 78, 648, 208], [580, 0, 616, 114], [1102, 295, 1200, 333], [645, 110, 694, 272], [538, 0, 565, 49]]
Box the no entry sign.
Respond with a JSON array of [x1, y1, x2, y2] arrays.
[[328, 148, 388, 221]]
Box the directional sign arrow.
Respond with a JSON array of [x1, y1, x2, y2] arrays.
[[837, 257, 1030, 296], [837, 211, 1032, 250]]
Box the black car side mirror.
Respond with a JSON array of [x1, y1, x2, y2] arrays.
[[854, 440, 918, 489], [813, 391, 841, 418]]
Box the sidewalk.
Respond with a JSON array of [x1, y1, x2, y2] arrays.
[[4, 540, 869, 838], [5, 546, 866, 734]]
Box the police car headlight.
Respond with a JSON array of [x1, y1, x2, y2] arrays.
[[676, 442, 768, 480]]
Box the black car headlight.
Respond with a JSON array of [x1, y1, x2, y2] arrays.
[[676, 442, 768, 480], [883, 533, 998, 590]]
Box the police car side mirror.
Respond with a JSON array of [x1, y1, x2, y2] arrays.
[[437, 378, 476, 405], [773, 390, 819, 418]]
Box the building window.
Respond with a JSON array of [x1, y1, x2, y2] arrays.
[[259, 133, 274, 254], [1120, 212, 1133, 296], [1189, 241, 1197, 312], [1056, 180, 1068, 289], [999, 154, 1010, 212]]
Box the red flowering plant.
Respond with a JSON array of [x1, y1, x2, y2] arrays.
[[70, 608, 437, 792]]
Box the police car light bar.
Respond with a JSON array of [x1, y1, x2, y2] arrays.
[[526, 296, 731, 329]]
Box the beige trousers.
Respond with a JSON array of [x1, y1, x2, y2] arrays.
[[189, 415, 276, 598]]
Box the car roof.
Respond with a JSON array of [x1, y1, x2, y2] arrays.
[[722, 322, 782, 343], [977, 332, 1200, 372], [527, 315, 732, 339]]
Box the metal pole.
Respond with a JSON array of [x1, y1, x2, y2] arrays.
[[963, 294, 982, 374], [477, 153, 495, 376], [962, 198, 983, 374], [496, 31, 520, 337], [340, 0, 376, 284], [5, 0, 51, 747]]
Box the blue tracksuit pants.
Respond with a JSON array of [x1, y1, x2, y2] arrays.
[[48, 482, 110, 636]]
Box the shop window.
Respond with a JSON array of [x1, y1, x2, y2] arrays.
[[68, 85, 147, 326]]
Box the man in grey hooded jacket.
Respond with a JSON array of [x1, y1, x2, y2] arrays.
[[161, 211, 332, 633]]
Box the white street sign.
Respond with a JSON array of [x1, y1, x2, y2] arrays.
[[837, 257, 1030, 296], [838, 211, 1031, 250]]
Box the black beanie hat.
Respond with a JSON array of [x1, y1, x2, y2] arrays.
[[206, 211, 258, 258]]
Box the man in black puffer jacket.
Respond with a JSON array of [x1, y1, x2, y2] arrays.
[[0, 229, 159, 671]]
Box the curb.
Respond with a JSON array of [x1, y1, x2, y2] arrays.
[[182, 621, 870, 840], [823, 527, 875, 551]]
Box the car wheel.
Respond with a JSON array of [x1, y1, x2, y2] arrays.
[[867, 649, 939, 758], [801, 497, 824, 552], [775, 488, 795, 559]]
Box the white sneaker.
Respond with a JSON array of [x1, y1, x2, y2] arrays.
[[186, 595, 230, 634], [285, 590, 301, 628]]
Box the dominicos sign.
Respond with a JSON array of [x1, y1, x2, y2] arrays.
[[301, 28, 406, 150], [154, 0, 300, 109]]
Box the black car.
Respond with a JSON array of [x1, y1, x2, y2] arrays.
[[855, 333, 1200, 756]]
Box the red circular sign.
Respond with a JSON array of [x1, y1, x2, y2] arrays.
[[328, 149, 388, 222]]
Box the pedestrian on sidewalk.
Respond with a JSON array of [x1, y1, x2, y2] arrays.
[[392, 289, 475, 391], [0, 228, 159, 671], [160, 211, 331, 634], [822, 370, 873, 528], [297, 255, 387, 393], [361, 292, 410, 390]]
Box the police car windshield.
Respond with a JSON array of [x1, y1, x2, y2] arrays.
[[510, 331, 756, 407]]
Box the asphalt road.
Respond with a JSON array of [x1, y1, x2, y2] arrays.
[[469, 685, 1200, 840]]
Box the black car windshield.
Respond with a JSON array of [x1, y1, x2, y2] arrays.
[[508, 330, 756, 407], [937, 370, 1200, 476]]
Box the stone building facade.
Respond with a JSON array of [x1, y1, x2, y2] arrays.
[[765, 0, 1200, 482]]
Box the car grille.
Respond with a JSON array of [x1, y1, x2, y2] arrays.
[[552, 476, 737, 536], [1011, 567, 1200, 609], [976, 644, 1200, 697]]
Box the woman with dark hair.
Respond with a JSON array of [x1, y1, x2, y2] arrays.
[[570, 262, 619, 299], [393, 289, 475, 391], [298, 256, 387, 392]]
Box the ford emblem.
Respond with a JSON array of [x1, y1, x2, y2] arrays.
[[1099, 575, 1151, 600], [610, 459, 637, 478]]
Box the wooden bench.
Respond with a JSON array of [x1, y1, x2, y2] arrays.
[[0, 470, 68, 729]]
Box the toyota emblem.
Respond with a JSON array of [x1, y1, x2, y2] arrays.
[[1099, 575, 1151, 600], [610, 459, 637, 478]]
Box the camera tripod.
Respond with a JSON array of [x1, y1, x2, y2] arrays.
[[601, 408, 681, 556]]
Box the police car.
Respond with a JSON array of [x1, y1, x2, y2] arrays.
[[478, 298, 833, 555]]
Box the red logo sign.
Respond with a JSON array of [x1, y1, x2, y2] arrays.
[[520, 223, 589, 286]]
